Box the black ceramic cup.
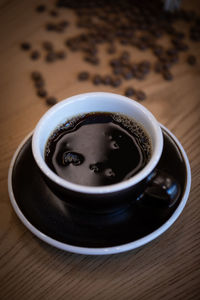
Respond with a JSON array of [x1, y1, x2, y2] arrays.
[[32, 92, 164, 213]]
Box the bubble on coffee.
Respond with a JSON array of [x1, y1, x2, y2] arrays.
[[45, 112, 152, 186]]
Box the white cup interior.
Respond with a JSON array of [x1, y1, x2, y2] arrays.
[[32, 92, 163, 194]]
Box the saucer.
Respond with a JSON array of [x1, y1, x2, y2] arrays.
[[8, 125, 191, 255]]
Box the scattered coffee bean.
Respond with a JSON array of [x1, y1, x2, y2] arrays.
[[107, 44, 116, 54], [36, 5, 46, 13], [30, 50, 40, 60], [166, 48, 178, 56], [45, 23, 56, 31], [130, 63, 138, 72], [138, 42, 148, 51], [31, 71, 42, 81], [135, 90, 146, 101], [20, 0, 200, 107], [34, 79, 45, 89], [37, 88, 47, 98], [112, 66, 122, 75], [162, 62, 171, 71], [78, 71, 90, 81], [42, 41, 54, 51], [187, 55, 197, 65], [56, 50, 66, 59], [174, 31, 185, 40], [169, 54, 179, 64], [111, 77, 122, 88], [21, 42, 31, 51], [103, 75, 112, 85], [125, 87, 135, 97], [120, 51, 130, 64], [49, 10, 58, 17], [163, 70, 173, 81], [110, 59, 121, 68], [176, 42, 189, 51], [123, 69, 133, 80], [46, 52, 57, 62], [55, 24, 65, 33], [153, 45, 164, 56], [92, 74, 102, 85], [46, 97, 58, 106], [59, 20, 69, 28], [84, 55, 99, 65]]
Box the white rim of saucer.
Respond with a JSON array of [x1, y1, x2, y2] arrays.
[[8, 124, 191, 255], [32, 92, 163, 195]]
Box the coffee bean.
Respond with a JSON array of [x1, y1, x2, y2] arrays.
[[102, 75, 112, 85], [120, 39, 129, 45], [187, 55, 196, 65], [190, 25, 200, 42], [46, 97, 58, 106], [36, 5, 46, 13], [59, 20, 69, 28], [42, 41, 54, 51], [162, 70, 173, 81], [45, 52, 57, 62], [152, 29, 163, 38], [123, 69, 133, 80], [30, 50, 40, 60], [166, 48, 178, 56], [162, 62, 171, 70], [120, 51, 130, 61], [54, 25, 63, 33], [35, 81, 45, 89], [92, 74, 102, 85], [138, 42, 148, 51], [78, 71, 90, 81], [37, 88, 47, 97], [49, 10, 58, 17], [140, 61, 151, 69], [107, 44, 116, 54], [46, 23, 56, 31], [31, 71, 42, 81], [21, 1, 200, 107], [111, 77, 121, 88], [110, 59, 121, 68], [174, 31, 185, 40], [139, 61, 151, 75], [56, 50, 66, 59], [125, 87, 135, 97], [113, 67, 122, 75], [135, 90, 146, 101], [153, 45, 164, 56], [169, 54, 179, 64], [130, 63, 138, 72], [21, 42, 31, 51], [176, 42, 189, 51], [84, 55, 99, 65]]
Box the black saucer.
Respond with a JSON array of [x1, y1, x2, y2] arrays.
[[9, 127, 187, 249]]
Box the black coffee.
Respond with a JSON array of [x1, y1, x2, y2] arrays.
[[45, 112, 152, 186]]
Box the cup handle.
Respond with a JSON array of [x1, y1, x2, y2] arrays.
[[137, 169, 181, 208]]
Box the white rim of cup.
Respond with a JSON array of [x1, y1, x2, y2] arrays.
[[32, 92, 163, 195]]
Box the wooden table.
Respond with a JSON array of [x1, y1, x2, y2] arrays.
[[0, 0, 200, 299]]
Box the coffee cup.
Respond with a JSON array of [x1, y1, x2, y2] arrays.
[[32, 92, 177, 213]]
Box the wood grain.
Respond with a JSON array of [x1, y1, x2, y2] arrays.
[[0, 0, 200, 299]]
